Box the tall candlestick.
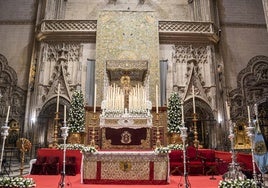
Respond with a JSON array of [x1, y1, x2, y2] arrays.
[[5, 106, 10, 123], [226, 101, 230, 120], [254, 104, 258, 122], [181, 104, 185, 124], [156, 85, 159, 113], [192, 86, 196, 113], [247, 105, 251, 123], [64, 105, 66, 123], [56, 83, 60, 113], [94, 83, 97, 113]]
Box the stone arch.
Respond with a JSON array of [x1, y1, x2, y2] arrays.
[[229, 55, 268, 150], [36, 96, 70, 147], [184, 97, 217, 149]]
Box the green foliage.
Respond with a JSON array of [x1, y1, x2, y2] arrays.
[[68, 90, 85, 133], [167, 92, 182, 133]]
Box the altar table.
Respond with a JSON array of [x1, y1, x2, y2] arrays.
[[82, 151, 169, 184]]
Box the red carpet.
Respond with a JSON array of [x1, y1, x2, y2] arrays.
[[26, 174, 222, 188]]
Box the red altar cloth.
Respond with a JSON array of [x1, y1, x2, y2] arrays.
[[37, 148, 82, 173]]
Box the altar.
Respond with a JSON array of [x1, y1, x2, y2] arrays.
[[82, 151, 169, 185]]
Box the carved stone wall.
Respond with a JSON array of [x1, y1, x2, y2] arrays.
[[229, 56, 268, 121], [36, 42, 83, 113], [168, 44, 218, 117], [0, 54, 26, 134]]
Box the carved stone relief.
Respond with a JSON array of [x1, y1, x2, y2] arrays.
[[170, 44, 217, 116], [0, 54, 26, 132], [229, 56, 268, 121], [37, 42, 82, 112]]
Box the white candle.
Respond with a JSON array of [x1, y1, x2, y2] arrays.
[[181, 104, 184, 124], [247, 105, 251, 123], [254, 104, 258, 122], [192, 86, 196, 113], [156, 85, 159, 113], [5, 106, 10, 123], [64, 105, 66, 123], [56, 83, 60, 113], [94, 83, 97, 113], [225, 101, 230, 120]]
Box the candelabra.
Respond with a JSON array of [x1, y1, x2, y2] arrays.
[[192, 113, 199, 148], [223, 120, 245, 180], [0, 122, 9, 174], [155, 112, 161, 148], [179, 123, 190, 188], [58, 120, 69, 188]]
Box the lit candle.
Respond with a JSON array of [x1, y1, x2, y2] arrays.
[[192, 86, 196, 113], [5, 106, 10, 123], [225, 101, 230, 120], [94, 83, 97, 113], [64, 105, 66, 123], [181, 104, 185, 124], [247, 105, 251, 123], [56, 83, 60, 113], [156, 85, 159, 113]]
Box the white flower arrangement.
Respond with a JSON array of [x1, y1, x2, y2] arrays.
[[218, 179, 256, 188], [0, 176, 36, 188], [154, 146, 170, 154], [167, 143, 184, 150], [57, 144, 97, 153]]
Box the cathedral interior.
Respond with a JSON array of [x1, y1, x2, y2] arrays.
[[0, 0, 268, 180]]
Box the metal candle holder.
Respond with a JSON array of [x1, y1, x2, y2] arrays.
[[0, 122, 9, 174], [223, 120, 245, 180], [90, 112, 97, 147], [59, 120, 69, 188], [192, 113, 199, 148], [155, 112, 161, 148], [246, 121, 257, 181], [52, 111, 60, 148], [179, 123, 189, 188]]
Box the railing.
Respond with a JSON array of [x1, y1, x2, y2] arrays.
[[36, 20, 219, 43]]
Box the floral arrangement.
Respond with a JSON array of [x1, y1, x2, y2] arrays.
[[0, 176, 36, 188], [57, 144, 97, 153], [68, 90, 85, 133], [167, 143, 184, 150], [167, 92, 183, 133], [218, 179, 256, 188], [154, 146, 170, 154]]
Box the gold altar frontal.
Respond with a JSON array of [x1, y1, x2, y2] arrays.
[[82, 151, 169, 185]]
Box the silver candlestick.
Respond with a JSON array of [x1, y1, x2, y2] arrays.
[[0, 122, 9, 173], [179, 123, 189, 188], [223, 120, 245, 180], [246, 121, 257, 181], [59, 120, 69, 188]]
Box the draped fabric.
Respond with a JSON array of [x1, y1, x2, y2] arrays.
[[160, 60, 167, 106], [86, 59, 95, 106], [254, 132, 268, 174]]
